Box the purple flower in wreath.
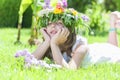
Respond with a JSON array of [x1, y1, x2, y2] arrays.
[[62, 0, 67, 8], [81, 15, 89, 22], [44, 0, 52, 9]]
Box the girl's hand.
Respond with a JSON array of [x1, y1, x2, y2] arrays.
[[40, 28, 50, 42], [51, 27, 70, 45]]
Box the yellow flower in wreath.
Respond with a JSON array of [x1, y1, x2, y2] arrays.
[[53, 3, 64, 14], [54, 8, 63, 14], [72, 10, 78, 16]]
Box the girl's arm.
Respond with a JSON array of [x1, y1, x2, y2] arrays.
[[50, 28, 69, 68], [32, 41, 50, 59], [68, 44, 88, 69], [32, 28, 50, 59], [68, 36, 88, 69], [51, 43, 69, 68], [51, 39, 88, 69], [50, 28, 88, 69]]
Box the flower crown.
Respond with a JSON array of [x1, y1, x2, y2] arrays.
[[38, 0, 89, 30]]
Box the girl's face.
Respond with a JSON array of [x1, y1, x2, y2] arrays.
[[46, 23, 63, 37]]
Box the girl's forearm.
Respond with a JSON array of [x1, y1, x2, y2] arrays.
[[32, 41, 50, 59], [50, 43, 69, 68]]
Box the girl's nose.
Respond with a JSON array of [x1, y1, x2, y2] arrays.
[[52, 27, 56, 30]]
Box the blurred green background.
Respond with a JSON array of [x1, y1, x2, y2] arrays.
[[0, 0, 120, 35]]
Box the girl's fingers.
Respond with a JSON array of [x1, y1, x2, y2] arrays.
[[61, 28, 67, 35], [60, 28, 66, 35], [66, 30, 70, 38], [60, 28, 69, 43], [40, 28, 46, 34], [64, 28, 70, 38], [56, 29, 62, 35], [40, 28, 50, 40]]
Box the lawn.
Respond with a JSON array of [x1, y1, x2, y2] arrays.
[[0, 28, 120, 80]]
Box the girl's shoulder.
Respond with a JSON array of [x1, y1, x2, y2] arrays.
[[76, 35, 87, 44], [72, 35, 87, 51]]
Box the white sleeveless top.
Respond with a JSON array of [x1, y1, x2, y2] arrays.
[[63, 36, 120, 67]]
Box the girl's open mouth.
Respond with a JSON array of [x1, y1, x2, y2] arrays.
[[50, 31, 57, 34]]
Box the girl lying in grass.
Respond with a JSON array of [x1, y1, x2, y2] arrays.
[[15, 1, 120, 69]]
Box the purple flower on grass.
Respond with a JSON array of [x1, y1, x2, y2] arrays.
[[15, 49, 61, 69], [39, 60, 51, 68], [24, 63, 32, 68], [81, 15, 89, 22], [15, 49, 30, 57], [62, 0, 67, 8], [31, 58, 39, 65], [50, 64, 62, 68], [15, 50, 24, 57], [25, 57, 32, 64], [15, 52, 20, 57], [25, 52, 33, 58]]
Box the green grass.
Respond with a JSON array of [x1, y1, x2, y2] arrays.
[[0, 28, 120, 80]]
